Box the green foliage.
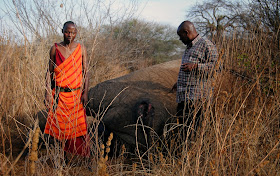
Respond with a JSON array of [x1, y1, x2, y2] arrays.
[[237, 53, 250, 68], [101, 19, 183, 64]]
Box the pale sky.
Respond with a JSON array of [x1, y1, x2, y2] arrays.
[[138, 0, 201, 27], [0, 0, 203, 37], [0, 0, 201, 27]]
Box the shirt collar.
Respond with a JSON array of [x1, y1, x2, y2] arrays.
[[187, 34, 201, 48]]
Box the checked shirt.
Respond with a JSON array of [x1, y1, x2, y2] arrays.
[[176, 34, 218, 103]]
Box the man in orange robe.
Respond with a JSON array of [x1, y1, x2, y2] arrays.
[[44, 21, 89, 156]]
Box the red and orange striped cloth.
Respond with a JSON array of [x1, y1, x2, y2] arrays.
[[44, 43, 89, 156]]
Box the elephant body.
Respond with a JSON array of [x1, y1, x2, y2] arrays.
[[87, 59, 180, 150]]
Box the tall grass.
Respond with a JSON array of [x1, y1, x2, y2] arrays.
[[152, 30, 280, 175], [1, 26, 280, 175]]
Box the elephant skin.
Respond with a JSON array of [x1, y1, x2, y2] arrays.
[[87, 59, 180, 151]]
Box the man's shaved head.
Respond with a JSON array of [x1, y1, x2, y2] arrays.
[[177, 21, 198, 45], [177, 21, 196, 34], [62, 21, 76, 32]]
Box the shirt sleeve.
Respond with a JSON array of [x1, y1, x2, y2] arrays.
[[197, 41, 218, 75]]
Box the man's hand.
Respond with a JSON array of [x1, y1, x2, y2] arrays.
[[181, 63, 198, 72], [44, 92, 52, 110], [81, 92, 88, 107], [170, 82, 177, 93]]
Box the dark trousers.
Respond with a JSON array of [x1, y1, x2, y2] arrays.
[[176, 100, 202, 141]]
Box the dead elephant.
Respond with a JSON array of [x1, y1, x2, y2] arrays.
[[86, 59, 180, 152]]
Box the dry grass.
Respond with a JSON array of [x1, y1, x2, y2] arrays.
[[1, 27, 280, 176]]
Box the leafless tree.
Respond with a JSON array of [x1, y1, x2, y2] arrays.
[[244, 0, 280, 49], [186, 0, 245, 40], [2, 0, 141, 41], [248, 0, 279, 32]]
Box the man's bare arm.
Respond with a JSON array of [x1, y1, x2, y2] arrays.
[[81, 44, 89, 106], [45, 45, 55, 109]]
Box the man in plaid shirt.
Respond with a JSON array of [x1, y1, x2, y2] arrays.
[[173, 21, 218, 139]]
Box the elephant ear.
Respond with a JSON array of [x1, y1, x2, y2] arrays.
[[135, 100, 155, 126]]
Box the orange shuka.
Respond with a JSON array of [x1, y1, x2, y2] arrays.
[[44, 43, 87, 140]]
